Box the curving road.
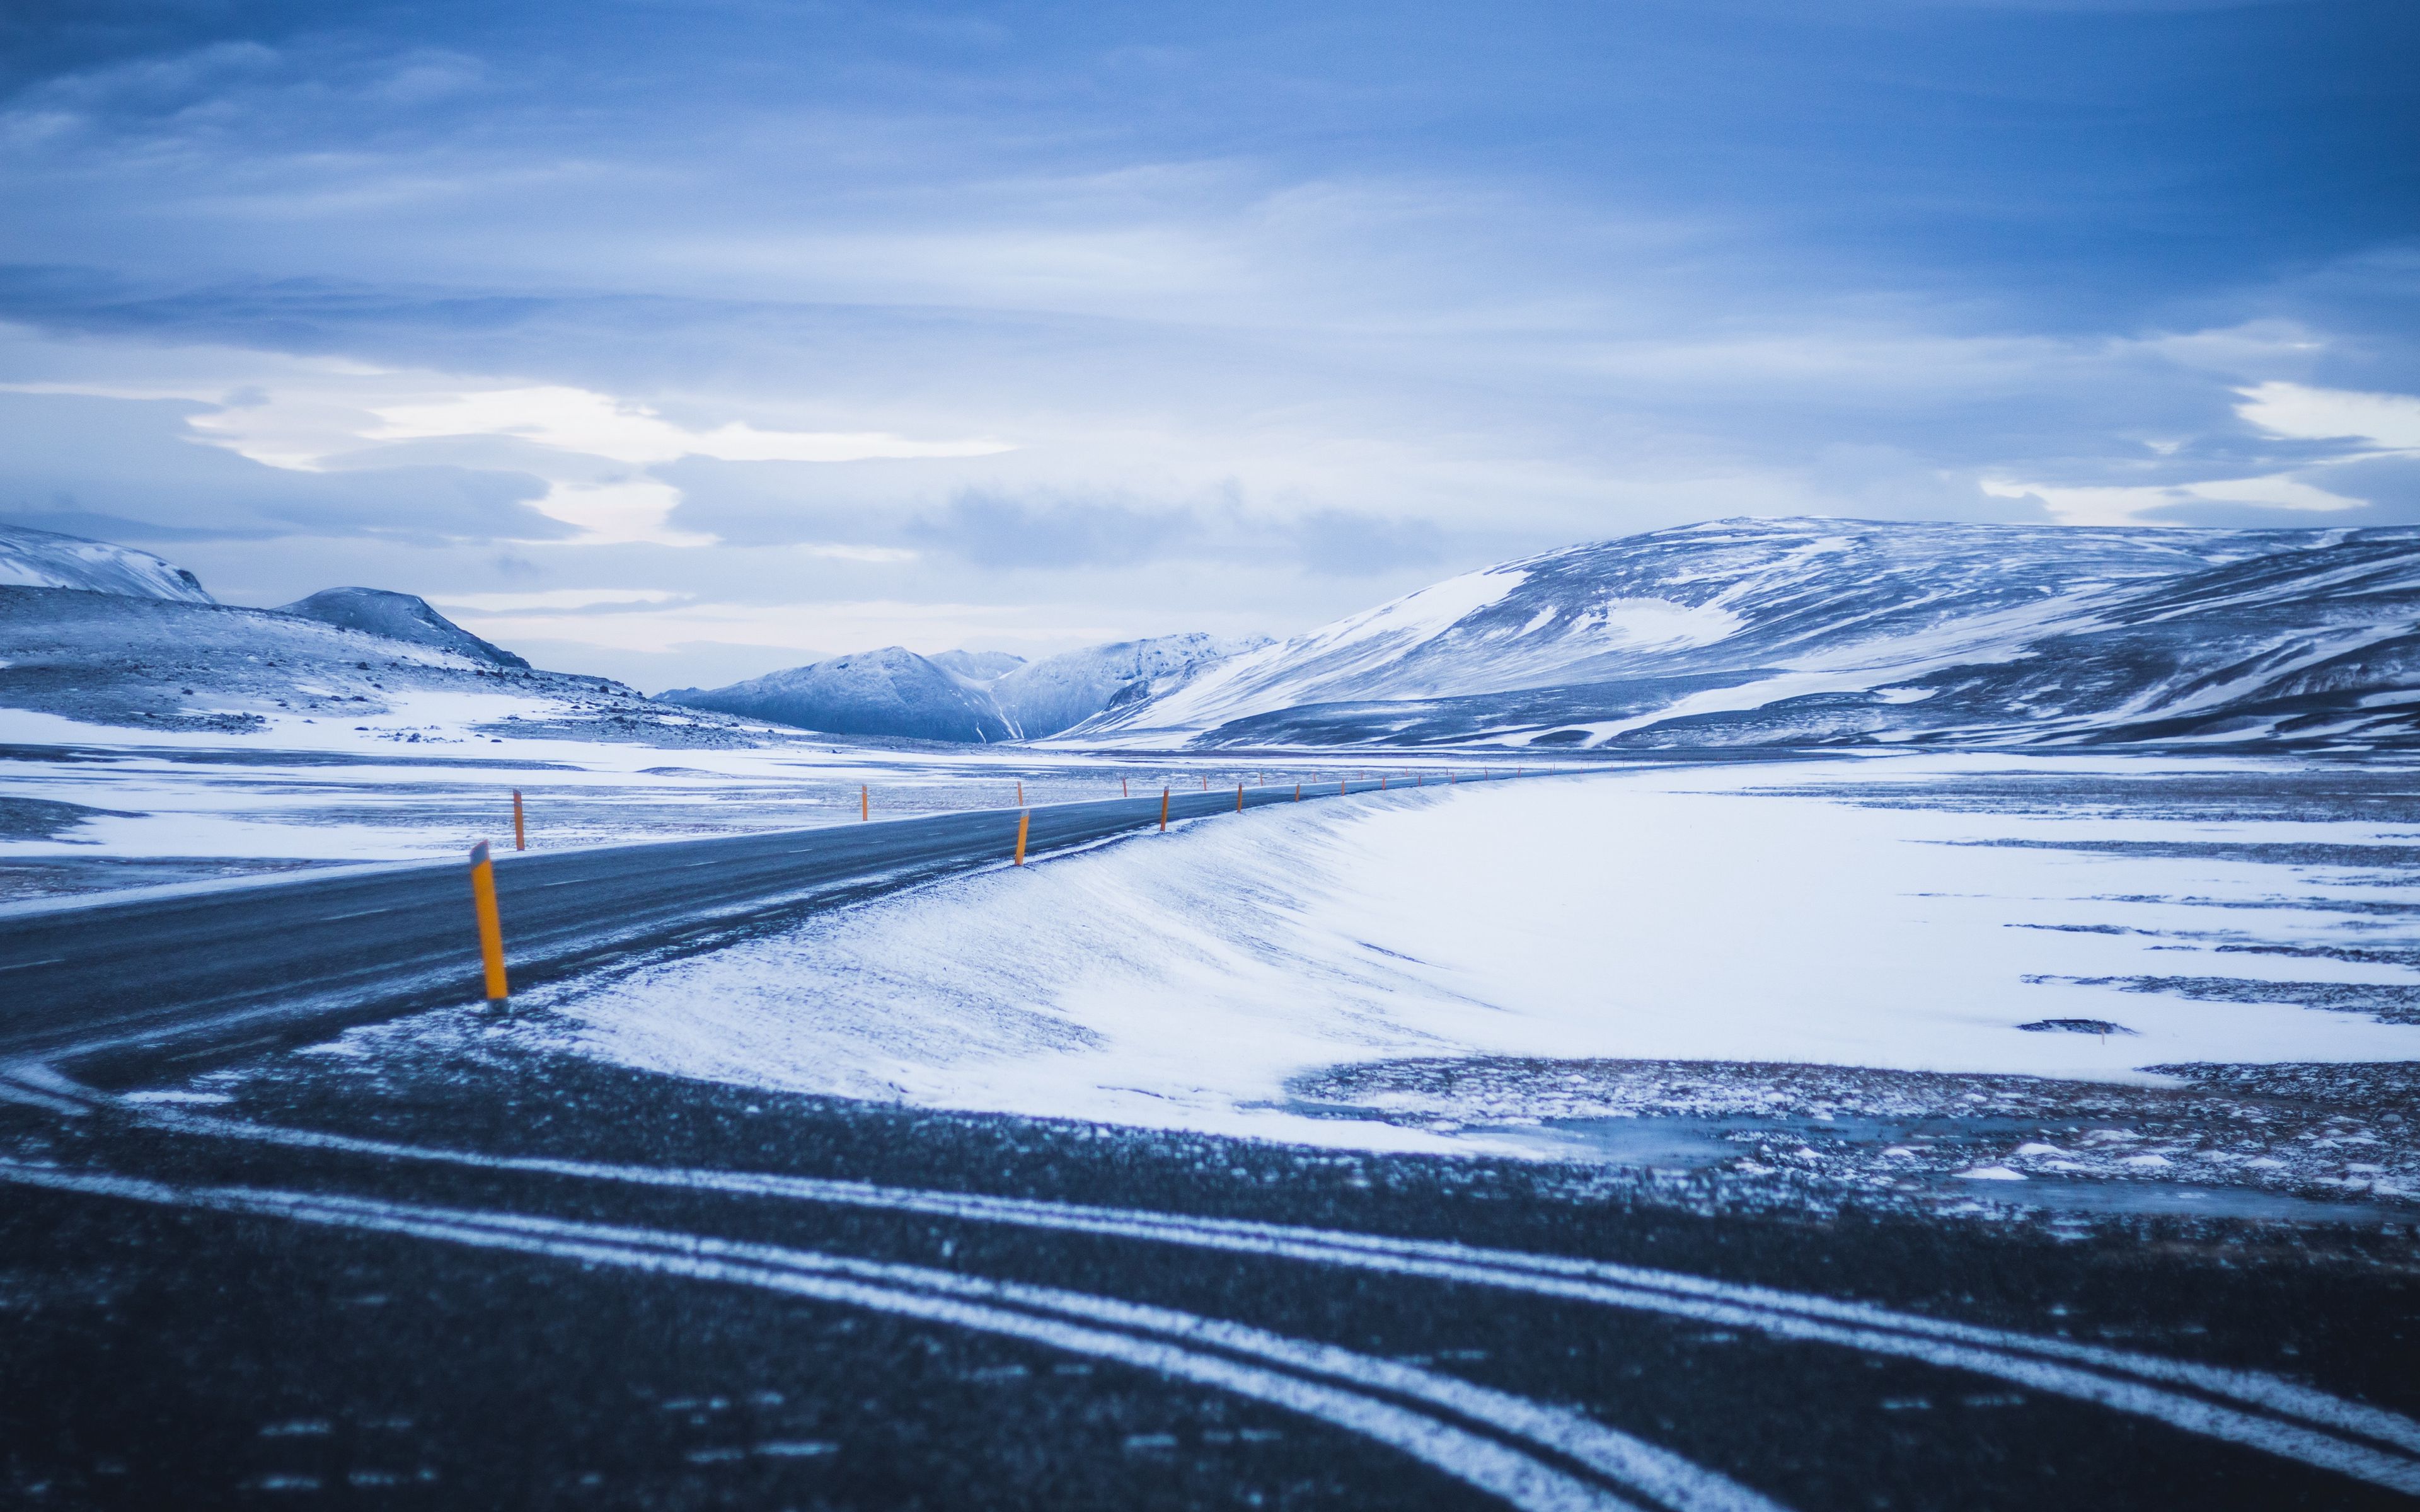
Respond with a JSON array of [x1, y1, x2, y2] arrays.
[[0, 772, 1511, 1075]]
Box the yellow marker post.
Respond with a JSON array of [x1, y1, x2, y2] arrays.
[[1015, 811, 1030, 866], [1122, 777, 1129, 797], [1294, 781, 1301, 801], [468, 840, 508, 1005], [512, 789, 526, 851], [1017, 781, 1024, 806], [1339, 777, 1347, 796], [1200, 774, 1208, 791], [1380, 775, 1387, 790], [1235, 781, 1243, 812], [1160, 787, 1170, 832], [861, 784, 870, 821]]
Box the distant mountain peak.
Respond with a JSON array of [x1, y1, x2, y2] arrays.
[[659, 633, 1268, 743]]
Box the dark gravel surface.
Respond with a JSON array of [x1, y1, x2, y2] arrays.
[[4, 1044, 2417, 1511]]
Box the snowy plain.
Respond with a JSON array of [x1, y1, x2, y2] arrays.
[[509, 754, 2420, 1160]]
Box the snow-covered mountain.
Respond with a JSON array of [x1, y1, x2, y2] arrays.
[[1064, 518, 2420, 751], [0, 524, 214, 602], [660, 633, 1268, 743], [662, 647, 1015, 743], [991, 633, 1270, 739], [279, 587, 531, 668]]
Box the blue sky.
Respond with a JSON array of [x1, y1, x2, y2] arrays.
[[3, 0, 2414, 687]]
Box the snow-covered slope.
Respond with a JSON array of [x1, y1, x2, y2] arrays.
[[279, 587, 531, 668], [1066, 518, 2420, 751], [991, 633, 1270, 739], [662, 647, 1015, 743], [0, 524, 214, 602]]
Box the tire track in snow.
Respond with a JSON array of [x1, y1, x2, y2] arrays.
[[0, 1159, 1784, 1512], [134, 1106, 2420, 1496]]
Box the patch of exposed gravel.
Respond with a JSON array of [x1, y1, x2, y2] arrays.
[[1290, 1057, 2420, 1214]]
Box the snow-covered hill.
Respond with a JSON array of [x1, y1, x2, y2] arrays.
[[0, 529, 765, 748], [279, 587, 532, 668], [661, 633, 1268, 743], [0, 583, 749, 744], [0, 524, 214, 602], [1064, 518, 2420, 751], [662, 647, 1015, 743]]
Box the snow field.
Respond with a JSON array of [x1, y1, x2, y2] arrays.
[[531, 756, 2420, 1155]]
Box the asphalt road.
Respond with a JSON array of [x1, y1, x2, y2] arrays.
[[0, 771, 1492, 1077]]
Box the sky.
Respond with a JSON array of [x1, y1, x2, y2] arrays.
[[2, 0, 2416, 690]]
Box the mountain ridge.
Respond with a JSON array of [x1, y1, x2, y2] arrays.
[[1059, 517, 2420, 751]]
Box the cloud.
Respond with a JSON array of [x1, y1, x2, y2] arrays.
[[0, 390, 567, 543], [193, 378, 1011, 546], [2237, 382, 2420, 451], [6, 352, 1013, 546], [427, 587, 681, 614], [907, 493, 1205, 570], [358, 385, 1012, 468], [1979, 472, 2370, 527]]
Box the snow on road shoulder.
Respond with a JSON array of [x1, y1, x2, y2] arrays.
[[525, 758, 2420, 1155]]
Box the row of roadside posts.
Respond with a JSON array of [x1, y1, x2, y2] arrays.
[[466, 764, 1539, 1008]]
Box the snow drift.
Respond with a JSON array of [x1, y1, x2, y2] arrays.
[[526, 759, 2420, 1154]]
